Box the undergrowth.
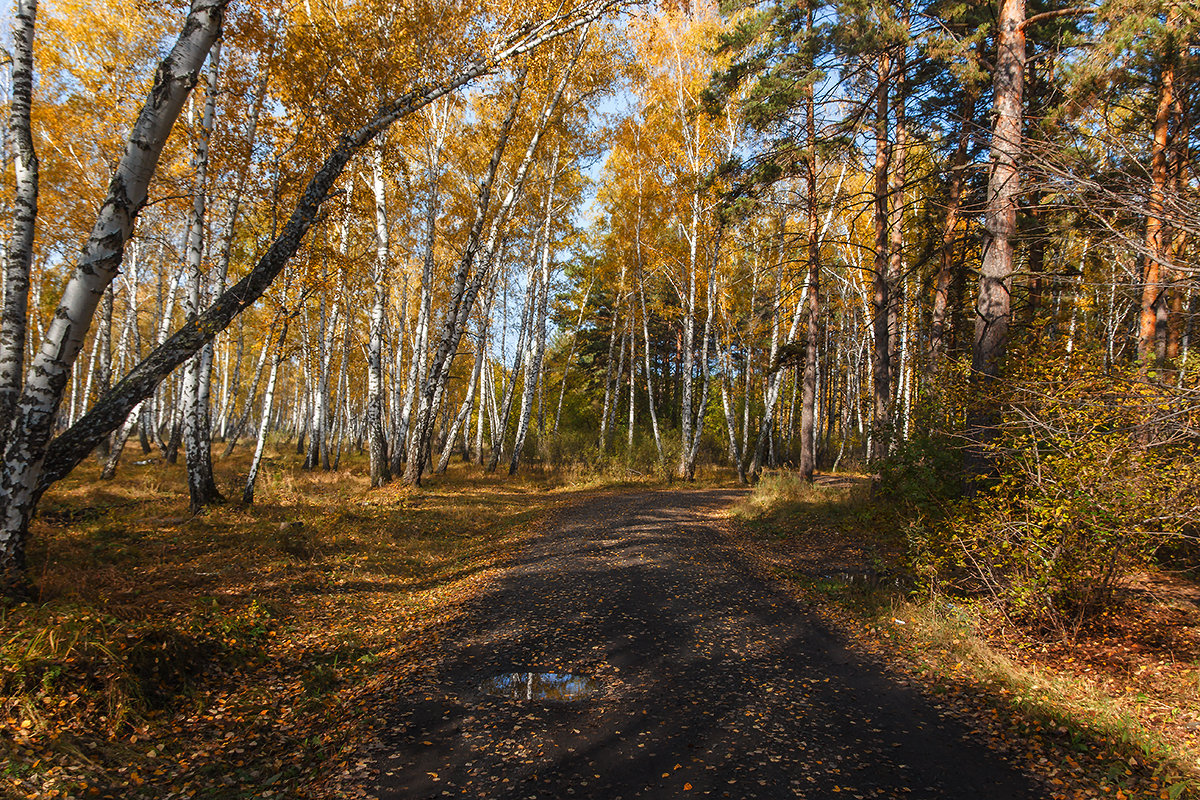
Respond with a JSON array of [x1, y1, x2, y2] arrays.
[[734, 472, 1200, 800]]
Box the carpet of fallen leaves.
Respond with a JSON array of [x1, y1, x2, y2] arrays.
[[1, 448, 652, 800], [729, 473, 1200, 800]]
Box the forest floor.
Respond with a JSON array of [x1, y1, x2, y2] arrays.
[[354, 486, 1041, 799], [3, 457, 1198, 799], [0, 447, 672, 799]]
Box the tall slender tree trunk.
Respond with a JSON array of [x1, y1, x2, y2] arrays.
[[244, 319, 287, 505], [511, 144, 559, 475], [887, 37, 907, 399], [800, 44, 820, 482], [368, 150, 392, 487], [929, 87, 975, 373], [973, 0, 1025, 382], [870, 50, 892, 460], [637, 276, 664, 464], [676, 187, 700, 478], [0, 0, 39, 454], [438, 322, 486, 474], [182, 41, 224, 514], [408, 34, 585, 484], [1139, 55, 1175, 367], [222, 326, 271, 457]]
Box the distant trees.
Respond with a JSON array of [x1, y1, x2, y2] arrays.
[[1, 0, 1196, 596], [0, 0, 620, 592]]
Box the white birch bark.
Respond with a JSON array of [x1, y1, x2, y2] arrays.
[[244, 319, 287, 505], [0, 0, 227, 586], [510, 144, 560, 475], [637, 274, 663, 464], [221, 323, 271, 457], [437, 321, 486, 474], [407, 33, 589, 483], [182, 40, 223, 512], [0, 0, 39, 449], [489, 263, 536, 471], [2, 0, 617, 588], [367, 149, 391, 486]]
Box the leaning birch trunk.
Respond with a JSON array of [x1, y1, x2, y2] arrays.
[[598, 266, 625, 452], [437, 323, 486, 474], [395, 101, 448, 474], [406, 43, 577, 484], [244, 320, 287, 505], [510, 144, 560, 475], [367, 149, 392, 487], [101, 401, 143, 481], [211, 53, 272, 441], [98, 256, 142, 477], [488, 271, 535, 472], [637, 276, 664, 465], [2, 1, 615, 590], [222, 328, 271, 457], [0, 0, 227, 588], [182, 41, 224, 513], [402, 69, 527, 484], [0, 0, 39, 451]]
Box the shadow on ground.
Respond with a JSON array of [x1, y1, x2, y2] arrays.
[[367, 489, 1041, 799]]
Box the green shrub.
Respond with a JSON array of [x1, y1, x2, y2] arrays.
[[905, 355, 1199, 632]]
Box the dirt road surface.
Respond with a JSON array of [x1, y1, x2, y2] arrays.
[[367, 489, 1039, 799]]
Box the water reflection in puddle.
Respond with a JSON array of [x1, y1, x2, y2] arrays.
[[482, 672, 601, 701]]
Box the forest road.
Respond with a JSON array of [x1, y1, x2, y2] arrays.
[[367, 488, 1039, 799]]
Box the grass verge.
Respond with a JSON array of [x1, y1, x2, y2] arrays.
[[1, 445, 674, 799], [729, 472, 1200, 800]]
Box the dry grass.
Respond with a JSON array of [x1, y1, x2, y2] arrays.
[[1, 443, 672, 799], [730, 471, 1200, 800]]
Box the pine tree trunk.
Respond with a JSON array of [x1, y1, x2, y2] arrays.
[[973, 0, 1025, 382], [1138, 57, 1175, 367], [870, 50, 892, 460]]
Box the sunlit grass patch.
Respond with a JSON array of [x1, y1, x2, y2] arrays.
[[731, 471, 1200, 800], [1, 446, 668, 799]]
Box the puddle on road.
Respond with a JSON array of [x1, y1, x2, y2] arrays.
[[482, 672, 601, 701]]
